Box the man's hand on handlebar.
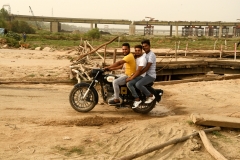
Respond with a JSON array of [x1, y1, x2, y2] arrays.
[[103, 67, 110, 72]]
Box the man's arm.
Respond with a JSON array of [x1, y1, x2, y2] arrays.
[[105, 60, 126, 71], [108, 64, 123, 71], [126, 66, 144, 82], [140, 62, 152, 75]]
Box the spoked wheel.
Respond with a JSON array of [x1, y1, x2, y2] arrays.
[[69, 86, 97, 112], [132, 100, 156, 114]]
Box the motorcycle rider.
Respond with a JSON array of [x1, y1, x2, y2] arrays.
[[104, 43, 136, 105], [135, 39, 156, 104], [126, 45, 147, 108]]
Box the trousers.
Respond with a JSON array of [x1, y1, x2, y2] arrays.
[[126, 76, 143, 98], [135, 74, 155, 97], [112, 75, 128, 99]]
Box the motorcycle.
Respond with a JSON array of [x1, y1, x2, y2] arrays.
[[69, 68, 163, 114]]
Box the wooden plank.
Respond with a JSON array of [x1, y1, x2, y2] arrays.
[[199, 130, 227, 160], [190, 113, 240, 129]]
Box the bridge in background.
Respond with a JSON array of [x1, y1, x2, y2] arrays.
[[9, 14, 240, 37]]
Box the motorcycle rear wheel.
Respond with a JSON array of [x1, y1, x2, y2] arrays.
[[132, 99, 156, 114], [69, 86, 97, 112]]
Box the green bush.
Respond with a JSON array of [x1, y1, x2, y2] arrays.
[[6, 31, 21, 41], [11, 20, 35, 34], [84, 28, 100, 39], [5, 36, 19, 47]]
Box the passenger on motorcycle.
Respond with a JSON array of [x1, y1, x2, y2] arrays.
[[104, 43, 136, 105], [126, 45, 147, 108], [135, 39, 157, 104]]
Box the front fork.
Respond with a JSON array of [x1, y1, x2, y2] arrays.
[[82, 79, 96, 99]]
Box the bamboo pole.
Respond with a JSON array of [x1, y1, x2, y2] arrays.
[[118, 127, 221, 160], [86, 41, 104, 60], [199, 130, 227, 160], [75, 36, 119, 61]]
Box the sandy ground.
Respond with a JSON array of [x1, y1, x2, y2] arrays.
[[0, 48, 240, 160]]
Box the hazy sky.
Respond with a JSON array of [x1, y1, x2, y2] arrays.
[[1, 0, 240, 29]]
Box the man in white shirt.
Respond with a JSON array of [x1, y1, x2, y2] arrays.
[[126, 45, 147, 108], [136, 39, 156, 104]]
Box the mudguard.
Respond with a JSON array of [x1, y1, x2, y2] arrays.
[[147, 87, 163, 103], [74, 82, 99, 105]]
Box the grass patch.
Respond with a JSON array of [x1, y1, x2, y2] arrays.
[[54, 145, 84, 156], [212, 131, 232, 143], [27, 74, 35, 77], [20, 33, 240, 51], [186, 120, 194, 126]]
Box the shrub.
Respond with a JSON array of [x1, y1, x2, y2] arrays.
[[6, 31, 21, 41], [84, 28, 100, 39]]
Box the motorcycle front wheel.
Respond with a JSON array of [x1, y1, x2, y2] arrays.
[[69, 86, 97, 112]]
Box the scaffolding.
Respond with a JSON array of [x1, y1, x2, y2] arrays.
[[144, 25, 154, 36], [233, 26, 240, 36], [182, 26, 204, 37]]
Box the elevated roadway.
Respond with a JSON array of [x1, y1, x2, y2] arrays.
[[9, 14, 240, 36]]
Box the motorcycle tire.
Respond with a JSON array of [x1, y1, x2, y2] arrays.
[[69, 86, 97, 112], [132, 99, 156, 114]]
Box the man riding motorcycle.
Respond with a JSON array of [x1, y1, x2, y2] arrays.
[[104, 42, 136, 105]]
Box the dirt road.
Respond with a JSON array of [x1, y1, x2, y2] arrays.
[[0, 48, 240, 159]]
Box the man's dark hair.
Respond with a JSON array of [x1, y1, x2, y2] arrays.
[[134, 44, 142, 50], [141, 39, 150, 46], [122, 43, 130, 48]]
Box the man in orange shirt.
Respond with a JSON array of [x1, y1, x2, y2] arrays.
[[104, 43, 136, 105]]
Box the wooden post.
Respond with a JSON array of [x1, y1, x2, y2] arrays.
[[113, 49, 117, 63], [168, 75, 171, 81], [185, 42, 188, 56], [80, 37, 82, 45], [224, 39, 227, 50], [175, 41, 177, 61], [220, 44, 222, 59], [118, 37, 120, 47], [111, 49, 117, 74], [234, 43, 237, 61], [103, 45, 107, 67], [214, 40, 217, 51]]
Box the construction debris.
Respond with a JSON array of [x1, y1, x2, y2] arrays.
[[69, 36, 119, 83], [190, 113, 240, 129], [118, 127, 221, 160]]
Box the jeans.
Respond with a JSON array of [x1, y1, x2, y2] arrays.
[[113, 75, 128, 99], [127, 76, 143, 98], [136, 74, 155, 97]]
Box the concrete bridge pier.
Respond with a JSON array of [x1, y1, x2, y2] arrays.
[[219, 25, 222, 38], [170, 25, 173, 37], [90, 23, 98, 29], [50, 22, 61, 32], [129, 24, 136, 35], [175, 25, 179, 37]]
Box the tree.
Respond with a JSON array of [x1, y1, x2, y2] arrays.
[[0, 8, 35, 34], [11, 20, 35, 34], [0, 8, 9, 28], [85, 28, 100, 39]]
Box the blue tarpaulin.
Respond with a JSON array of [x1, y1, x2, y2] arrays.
[[0, 28, 6, 35]]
